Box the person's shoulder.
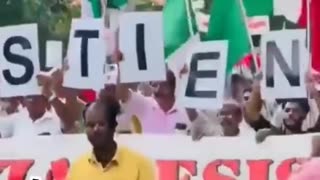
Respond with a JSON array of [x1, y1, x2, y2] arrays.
[[70, 152, 91, 168], [119, 146, 153, 165]]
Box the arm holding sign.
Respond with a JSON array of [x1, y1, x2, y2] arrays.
[[244, 79, 272, 131], [38, 69, 85, 133]]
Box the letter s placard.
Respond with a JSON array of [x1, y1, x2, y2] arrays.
[[0, 24, 41, 98]]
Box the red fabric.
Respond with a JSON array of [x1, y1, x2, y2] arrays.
[[236, 53, 261, 69], [79, 90, 96, 103], [298, 0, 320, 72]]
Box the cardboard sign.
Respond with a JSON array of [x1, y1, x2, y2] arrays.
[[178, 41, 228, 110], [45, 41, 63, 70], [167, 34, 200, 96], [0, 134, 314, 180], [119, 12, 166, 83], [260, 29, 308, 100], [0, 24, 41, 97], [64, 19, 106, 90]]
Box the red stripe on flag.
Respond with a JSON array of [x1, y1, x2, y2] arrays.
[[298, 0, 320, 72]]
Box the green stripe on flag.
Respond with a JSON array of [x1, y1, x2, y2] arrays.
[[163, 0, 197, 60], [107, 0, 128, 9], [243, 0, 273, 16], [205, 0, 251, 74], [89, 0, 102, 18]]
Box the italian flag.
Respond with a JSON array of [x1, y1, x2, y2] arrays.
[[163, 0, 197, 59], [81, 0, 127, 18], [204, 0, 273, 74], [296, 0, 320, 72], [235, 0, 320, 75]]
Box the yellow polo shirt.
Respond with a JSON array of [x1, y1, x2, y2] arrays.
[[67, 146, 157, 180]]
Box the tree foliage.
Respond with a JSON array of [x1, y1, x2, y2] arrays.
[[0, 0, 80, 69]]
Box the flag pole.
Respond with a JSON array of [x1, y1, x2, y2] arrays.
[[237, 0, 259, 72], [184, 0, 195, 36], [307, 0, 312, 68], [100, 0, 108, 26], [306, 0, 313, 132]]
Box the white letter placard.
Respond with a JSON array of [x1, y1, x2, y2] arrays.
[[64, 19, 106, 90], [46, 41, 63, 70], [119, 12, 166, 83], [178, 41, 228, 110], [260, 29, 308, 100], [0, 24, 41, 97]]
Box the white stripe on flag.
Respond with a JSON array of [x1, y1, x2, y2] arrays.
[[81, 0, 94, 18], [274, 0, 302, 22]]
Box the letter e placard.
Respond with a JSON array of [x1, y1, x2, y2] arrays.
[[178, 41, 228, 110]]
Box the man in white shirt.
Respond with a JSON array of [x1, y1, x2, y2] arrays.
[[0, 97, 21, 116], [191, 99, 255, 140], [0, 97, 23, 138], [1, 95, 62, 138]]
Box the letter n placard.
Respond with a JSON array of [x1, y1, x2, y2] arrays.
[[260, 29, 308, 100]]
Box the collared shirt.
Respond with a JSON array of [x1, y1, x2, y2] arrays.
[[67, 146, 157, 180], [191, 110, 255, 138], [121, 91, 190, 134], [13, 110, 62, 137]]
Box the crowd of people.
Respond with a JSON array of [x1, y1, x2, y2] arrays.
[[1, 49, 320, 143], [1, 0, 320, 179]]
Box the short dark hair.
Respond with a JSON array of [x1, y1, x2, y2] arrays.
[[82, 98, 121, 130], [166, 70, 176, 90], [231, 74, 247, 85], [277, 98, 310, 114]]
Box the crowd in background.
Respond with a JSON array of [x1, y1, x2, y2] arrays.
[[1, 48, 320, 144]]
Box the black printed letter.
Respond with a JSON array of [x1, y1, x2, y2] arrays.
[[136, 23, 147, 70], [74, 30, 99, 77], [185, 52, 219, 98], [2, 36, 34, 85], [266, 40, 300, 87]]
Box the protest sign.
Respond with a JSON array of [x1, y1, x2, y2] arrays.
[[260, 29, 308, 100], [45, 41, 63, 71], [0, 134, 314, 180], [167, 34, 200, 96], [0, 24, 41, 97], [178, 41, 228, 110], [63, 19, 106, 90], [119, 12, 166, 83]]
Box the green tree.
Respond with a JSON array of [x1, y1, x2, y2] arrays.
[[0, 0, 80, 70]]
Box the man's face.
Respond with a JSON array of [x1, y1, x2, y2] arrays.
[[219, 104, 242, 136], [24, 96, 48, 120], [283, 102, 306, 130], [85, 104, 112, 148], [152, 81, 173, 98], [0, 97, 20, 114]]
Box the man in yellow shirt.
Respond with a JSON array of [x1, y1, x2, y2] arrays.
[[67, 99, 157, 180]]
